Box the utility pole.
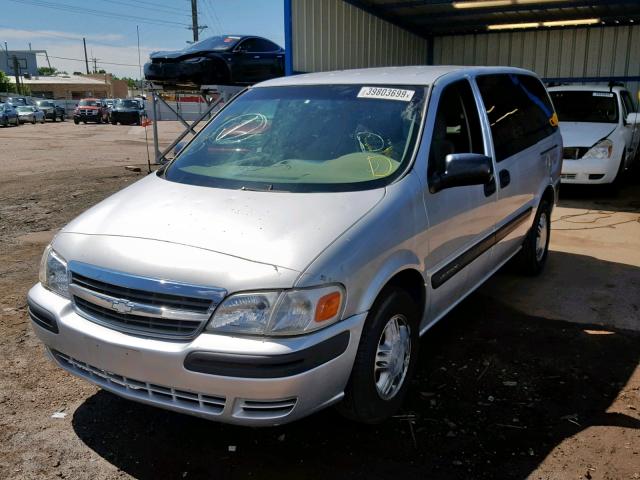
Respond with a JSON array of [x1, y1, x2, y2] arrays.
[[12, 55, 21, 94], [137, 25, 143, 95], [4, 42, 9, 72], [92, 57, 97, 74], [191, 0, 199, 42], [44, 50, 52, 69], [82, 37, 90, 74]]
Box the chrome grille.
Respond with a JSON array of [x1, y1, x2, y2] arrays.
[[563, 146, 589, 160], [69, 261, 226, 340], [52, 350, 226, 414]]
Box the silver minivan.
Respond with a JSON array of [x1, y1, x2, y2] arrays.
[[29, 66, 562, 426]]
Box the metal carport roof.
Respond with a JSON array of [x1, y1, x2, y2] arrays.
[[345, 0, 640, 36]]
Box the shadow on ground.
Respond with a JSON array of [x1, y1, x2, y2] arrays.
[[558, 166, 640, 213], [72, 255, 640, 480]]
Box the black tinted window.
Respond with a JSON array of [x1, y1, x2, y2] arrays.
[[429, 80, 484, 178], [477, 74, 557, 162], [550, 90, 619, 123]]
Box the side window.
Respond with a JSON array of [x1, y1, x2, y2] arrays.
[[428, 79, 484, 179], [476, 74, 557, 162], [253, 39, 279, 52], [236, 39, 257, 52], [621, 91, 636, 116]]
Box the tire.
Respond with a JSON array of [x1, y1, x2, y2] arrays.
[[32, 118, 36, 124], [111, 119, 117, 125], [514, 199, 552, 276], [337, 287, 420, 423], [60, 114, 65, 122]]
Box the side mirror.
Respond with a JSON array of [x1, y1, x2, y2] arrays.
[[430, 153, 493, 193], [626, 112, 640, 125], [173, 141, 186, 157]]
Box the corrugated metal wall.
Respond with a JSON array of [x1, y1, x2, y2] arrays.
[[433, 26, 640, 100], [291, 0, 428, 73]]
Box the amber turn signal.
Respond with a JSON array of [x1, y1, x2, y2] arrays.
[[315, 291, 342, 322]]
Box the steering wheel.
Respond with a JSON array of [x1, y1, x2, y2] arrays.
[[356, 131, 386, 153]]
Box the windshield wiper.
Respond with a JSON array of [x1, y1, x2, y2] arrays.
[[240, 184, 287, 192]]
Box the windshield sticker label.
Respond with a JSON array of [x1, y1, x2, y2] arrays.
[[592, 92, 614, 97], [357, 87, 415, 102]]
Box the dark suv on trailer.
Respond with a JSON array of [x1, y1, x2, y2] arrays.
[[144, 35, 284, 88]]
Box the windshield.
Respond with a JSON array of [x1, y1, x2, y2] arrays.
[[165, 85, 426, 192], [37, 101, 54, 107], [550, 91, 619, 123], [116, 99, 139, 108], [16, 106, 32, 112], [184, 35, 241, 53], [79, 100, 98, 106]]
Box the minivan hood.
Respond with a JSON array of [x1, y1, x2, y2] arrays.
[[62, 174, 385, 272], [558, 122, 616, 147]]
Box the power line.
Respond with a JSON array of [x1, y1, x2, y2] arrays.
[[97, 0, 187, 16], [0, 24, 152, 50], [7, 0, 190, 28], [36, 53, 140, 67]]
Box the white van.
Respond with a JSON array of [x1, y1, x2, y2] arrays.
[[548, 85, 640, 184], [29, 66, 562, 425]]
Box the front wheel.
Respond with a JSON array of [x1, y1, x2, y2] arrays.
[[59, 114, 65, 122], [515, 199, 551, 276], [337, 287, 419, 423], [73, 119, 79, 125]]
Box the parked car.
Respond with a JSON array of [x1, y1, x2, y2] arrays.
[[28, 66, 561, 426], [0, 103, 20, 126], [16, 105, 45, 124], [73, 98, 108, 124], [35, 100, 65, 122], [110, 98, 146, 125], [548, 85, 640, 184], [144, 34, 285, 88], [102, 98, 117, 122], [6, 96, 32, 107]]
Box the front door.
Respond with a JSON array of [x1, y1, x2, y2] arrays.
[[423, 78, 499, 326], [475, 73, 559, 264]]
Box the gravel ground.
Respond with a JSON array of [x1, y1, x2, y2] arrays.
[[0, 121, 639, 480]]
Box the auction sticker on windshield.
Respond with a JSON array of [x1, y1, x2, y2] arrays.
[[357, 87, 415, 102]]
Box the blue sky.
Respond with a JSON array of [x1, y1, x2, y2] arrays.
[[1, 0, 284, 78]]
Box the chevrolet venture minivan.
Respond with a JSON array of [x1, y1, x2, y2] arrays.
[[29, 66, 562, 426]]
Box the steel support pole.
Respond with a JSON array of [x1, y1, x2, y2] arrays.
[[152, 92, 161, 163]]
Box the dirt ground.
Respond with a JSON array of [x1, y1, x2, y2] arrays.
[[1, 121, 639, 480]]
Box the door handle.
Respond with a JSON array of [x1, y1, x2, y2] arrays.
[[499, 169, 511, 188]]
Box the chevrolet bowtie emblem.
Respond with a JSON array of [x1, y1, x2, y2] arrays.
[[111, 300, 134, 314]]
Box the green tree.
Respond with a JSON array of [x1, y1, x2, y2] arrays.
[[38, 66, 58, 76], [0, 70, 16, 93]]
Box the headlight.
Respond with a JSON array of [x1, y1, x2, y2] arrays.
[[38, 245, 70, 298], [582, 139, 613, 160], [206, 285, 345, 336]]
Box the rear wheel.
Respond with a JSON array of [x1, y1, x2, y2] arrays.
[[515, 199, 551, 276], [337, 287, 419, 423], [32, 118, 36, 124], [73, 119, 79, 125], [52, 115, 56, 122]]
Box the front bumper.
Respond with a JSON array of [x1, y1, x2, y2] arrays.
[[74, 113, 101, 122], [560, 156, 620, 184], [27, 283, 365, 426], [111, 111, 141, 124]]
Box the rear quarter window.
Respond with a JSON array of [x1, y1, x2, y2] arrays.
[[476, 74, 557, 162]]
